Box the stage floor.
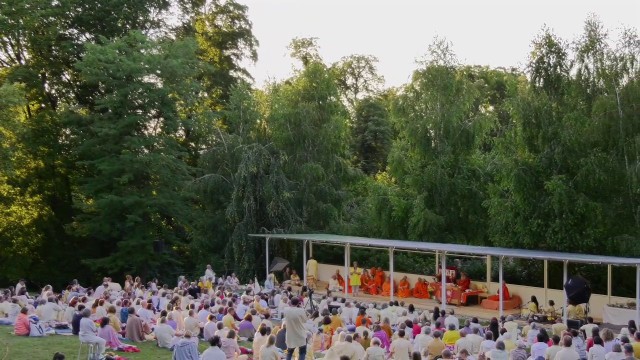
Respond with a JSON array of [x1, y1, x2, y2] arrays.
[[311, 289, 521, 321]]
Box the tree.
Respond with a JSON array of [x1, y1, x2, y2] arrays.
[[352, 96, 392, 175], [332, 54, 384, 110], [70, 32, 199, 277]]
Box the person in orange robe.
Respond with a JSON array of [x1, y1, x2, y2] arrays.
[[413, 278, 430, 299], [456, 272, 471, 292], [488, 281, 511, 301], [380, 276, 395, 296], [397, 276, 411, 298], [374, 267, 385, 289], [335, 269, 345, 290], [360, 269, 372, 294]]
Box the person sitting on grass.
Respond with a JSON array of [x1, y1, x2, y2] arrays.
[[13, 307, 30, 336], [52, 352, 65, 360], [202, 335, 227, 360], [172, 332, 200, 360]]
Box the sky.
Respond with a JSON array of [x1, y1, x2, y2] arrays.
[[239, 0, 640, 88]]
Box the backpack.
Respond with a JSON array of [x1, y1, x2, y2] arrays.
[[29, 318, 45, 337]]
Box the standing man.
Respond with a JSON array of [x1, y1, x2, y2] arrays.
[[306, 257, 318, 289], [350, 261, 362, 297], [283, 297, 308, 360], [205, 264, 215, 284]]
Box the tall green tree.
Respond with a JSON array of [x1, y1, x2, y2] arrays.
[[70, 32, 199, 277]]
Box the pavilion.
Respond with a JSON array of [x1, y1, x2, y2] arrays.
[[250, 233, 640, 324]]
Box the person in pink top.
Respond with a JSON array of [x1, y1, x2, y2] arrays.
[[14, 307, 30, 336]]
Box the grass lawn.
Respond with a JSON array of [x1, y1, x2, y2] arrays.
[[0, 326, 214, 360]]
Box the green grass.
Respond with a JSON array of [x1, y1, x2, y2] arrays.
[[0, 326, 212, 360]]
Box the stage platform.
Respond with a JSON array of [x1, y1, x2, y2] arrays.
[[307, 288, 521, 322]]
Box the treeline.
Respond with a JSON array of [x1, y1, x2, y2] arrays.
[[0, 2, 638, 291]]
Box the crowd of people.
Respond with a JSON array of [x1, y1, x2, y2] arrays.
[[1, 265, 639, 360]]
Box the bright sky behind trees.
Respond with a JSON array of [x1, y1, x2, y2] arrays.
[[241, 0, 640, 87]]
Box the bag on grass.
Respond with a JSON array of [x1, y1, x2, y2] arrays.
[[29, 319, 45, 337]]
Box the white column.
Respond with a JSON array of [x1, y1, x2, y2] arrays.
[[347, 244, 351, 295], [499, 256, 504, 318], [441, 253, 447, 310], [390, 248, 395, 301], [607, 264, 612, 305], [636, 265, 640, 328], [303, 240, 308, 286], [563, 261, 568, 325], [265, 237, 270, 277], [344, 245, 349, 299], [544, 260, 549, 305], [486, 255, 492, 292]]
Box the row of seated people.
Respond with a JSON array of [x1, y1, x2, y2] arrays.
[[328, 268, 479, 300]]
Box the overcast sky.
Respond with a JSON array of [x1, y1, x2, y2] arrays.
[[239, 0, 640, 88]]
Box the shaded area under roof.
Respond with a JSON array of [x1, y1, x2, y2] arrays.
[[249, 233, 640, 266]]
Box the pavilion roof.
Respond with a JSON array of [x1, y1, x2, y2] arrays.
[[249, 233, 640, 266]]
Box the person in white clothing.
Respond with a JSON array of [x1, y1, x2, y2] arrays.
[[365, 338, 386, 360], [390, 329, 412, 360], [154, 317, 176, 349], [556, 336, 580, 360], [260, 335, 282, 360], [282, 297, 308, 360], [201, 335, 227, 360], [414, 326, 434, 354], [604, 343, 625, 360], [444, 310, 460, 330], [78, 308, 106, 356], [588, 337, 607, 360]]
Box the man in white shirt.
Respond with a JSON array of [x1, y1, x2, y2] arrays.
[[444, 309, 460, 330], [40, 297, 63, 323], [341, 302, 355, 325], [531, 333, 550, 359], [236, 297, 250, 319], [503, 315, 519, 338], [15, 280, 25, 296], [467, 327, 484, 355], [414, 326, 434, 354], [456, 330, 474, 354], [366, 303, 380, 323], [93, 281, 108, 299], [205, 265, 215, 283], [546, 335, 563, 360], [154, 317, 176, 349], [390, 329, 413, 360], [580, 317, 598, 339], [355, 317, 369, 338], [79, 308, 106, 356], [555, 335, 580, 360], [283, 297, 309, 360], [184, 310, 201, 337]]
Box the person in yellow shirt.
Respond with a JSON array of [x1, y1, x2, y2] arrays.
[[329, 308, 344, 331], [350, 261, 362, 297], [567, 302, 585, 320], [443, 323, 461, 346]]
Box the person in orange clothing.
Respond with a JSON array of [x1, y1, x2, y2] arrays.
[[413, 278, 430, 299], [335, 269, 345, 290], [397, 276, 411, 298], [380, 276, 395, 296], [360, 269, 372, 294], [366, 274, 379, 295], [374, 267, 385, 289], [456, 272, 471, 292], [488, 281, 511, 301], [355, 308, 372, 328]]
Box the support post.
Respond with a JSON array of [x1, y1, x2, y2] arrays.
[[499, 256, 504, 319], [309, 241, 313, 258], [435, 251, 440, 278], [486, 255, 492, 292], [607, 264, 612, 305], [563, 261, 568, 325], [544, 260, 548, 305], [303, 240, 308, 286], [636, 265, 640, 328], [389, 248, 395, 301], [265, 237, 270, 278], [441, 253, 447, 310], [344, 245, 349, 299]]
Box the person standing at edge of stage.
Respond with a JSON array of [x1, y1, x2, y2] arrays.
[[350, 261, 363, 297]]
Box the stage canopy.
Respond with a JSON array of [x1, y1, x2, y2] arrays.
[[250, 233, 640, 324]]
